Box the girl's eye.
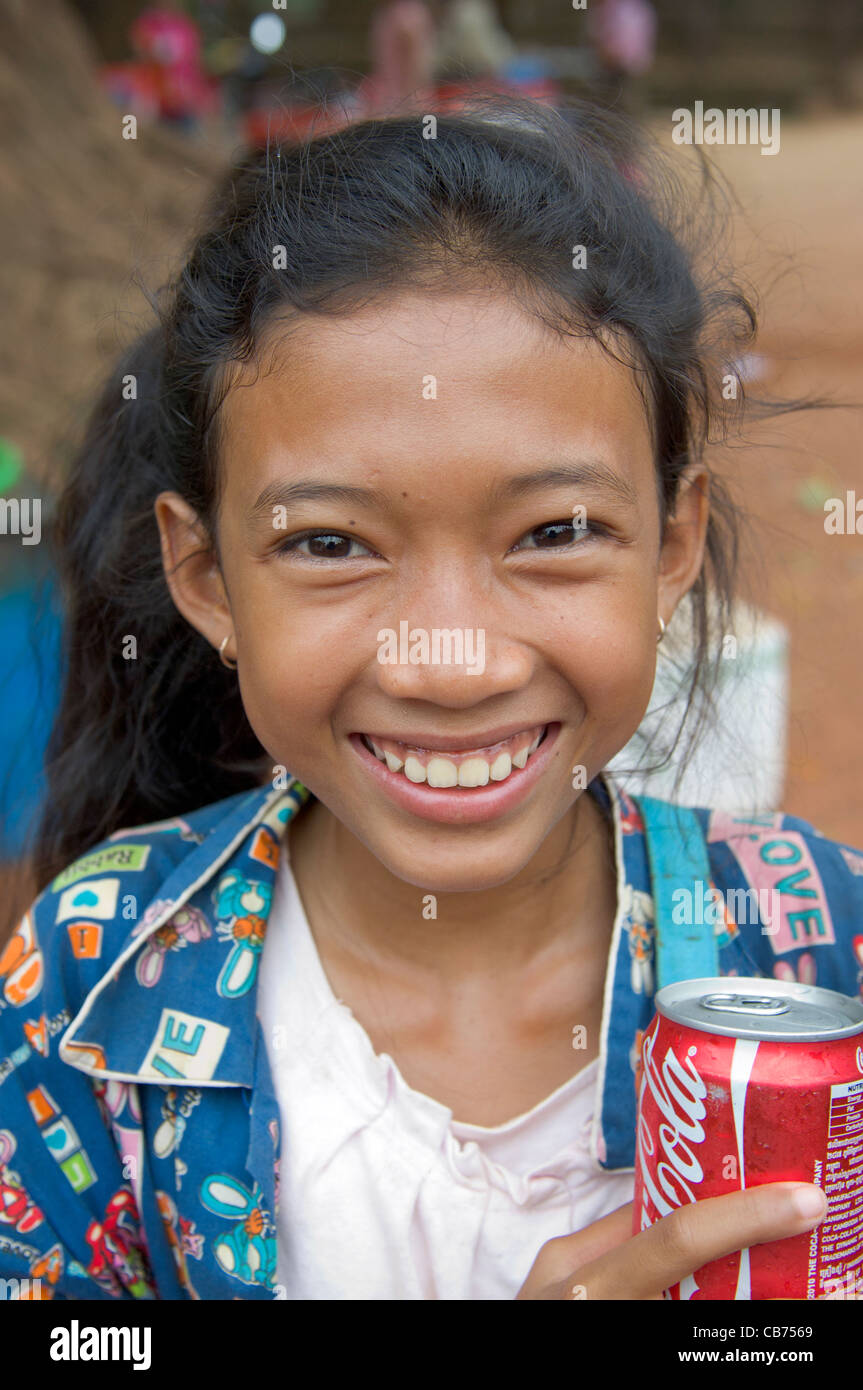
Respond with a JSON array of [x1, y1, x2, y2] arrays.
[[277, 521, 605, 562], [511, 519, 605, 552], [276, 531, 376, 561]]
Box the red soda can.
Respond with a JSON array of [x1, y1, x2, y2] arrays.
[[632, 976, 863, 1299]]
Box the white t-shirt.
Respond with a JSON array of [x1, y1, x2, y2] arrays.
[[257, 838, 635, 1300]]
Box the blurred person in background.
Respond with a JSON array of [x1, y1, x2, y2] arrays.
[[356, 0, 438, 117], [586, 0, 656, 114], [434, 0, 517, 79], [130, 0, 211, 133], [430, 3, 559, 111]]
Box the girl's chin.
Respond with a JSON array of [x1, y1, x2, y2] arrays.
[[348, 848, 540, 897], [342, 807, 558, 894]]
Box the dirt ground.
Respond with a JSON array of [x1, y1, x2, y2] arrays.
[[670, 114, 863, 847]]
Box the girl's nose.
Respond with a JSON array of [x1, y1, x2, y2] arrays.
[[371, 621, 535, 707]]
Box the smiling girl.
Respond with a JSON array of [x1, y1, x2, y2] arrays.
[[2, 96, 862, 1302]]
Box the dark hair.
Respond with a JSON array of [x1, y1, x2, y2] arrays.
[[30, 94, 803, 892]]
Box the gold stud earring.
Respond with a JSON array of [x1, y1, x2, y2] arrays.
[[219, 636, 238, 670], [657, 615, 667, 644]]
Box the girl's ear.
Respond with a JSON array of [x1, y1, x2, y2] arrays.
[[656, 467, 710, 617], [154, 491, 234, 653]]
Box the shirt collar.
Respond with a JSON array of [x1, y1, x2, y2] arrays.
[[589, 774, 658, 1170], [59, 778, 309, 1086], [60, 772, 655, 1170]]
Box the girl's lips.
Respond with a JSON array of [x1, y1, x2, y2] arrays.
[[348, 722, 561, 825]]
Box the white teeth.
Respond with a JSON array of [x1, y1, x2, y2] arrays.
[[364, 726, 547, 786], [426, 756, 459, 788], [458, 758, 490, 788]]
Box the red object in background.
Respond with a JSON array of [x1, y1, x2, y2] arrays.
[[99, 7, 218, 124], [131, 6, 213, 121], [99, 60, 220, 123], [243, 100, 358, 147], [633, 978, 863, 1300], [242, 76, 562, 149]]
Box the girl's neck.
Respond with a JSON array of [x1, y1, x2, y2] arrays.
[[286, 784, 618, 988]]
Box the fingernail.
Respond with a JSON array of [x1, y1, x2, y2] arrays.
[[791, 1186, 827, 1221]]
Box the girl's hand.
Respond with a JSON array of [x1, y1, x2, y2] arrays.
[[515, 1182, 828, 1300]]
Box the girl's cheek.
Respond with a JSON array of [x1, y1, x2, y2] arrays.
[[237, 640, 355, 754], [555, 608, 655, 687]]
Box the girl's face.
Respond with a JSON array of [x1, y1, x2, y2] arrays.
[[157, 290, 708, 894]]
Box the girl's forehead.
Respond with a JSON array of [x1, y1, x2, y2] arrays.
[[213, 293, 657, 525], [223, 291, 652, 443], [218, 336, 657, 528]]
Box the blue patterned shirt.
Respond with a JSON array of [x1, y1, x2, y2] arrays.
[[2, 773, 863, 1299]]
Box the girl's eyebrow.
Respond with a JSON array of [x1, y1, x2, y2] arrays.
[[247, 459, 638, 528], [496, 461, 639, 509], [247, 479, 390, 524]]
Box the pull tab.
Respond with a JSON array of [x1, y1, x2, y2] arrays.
[[701, 992, 791, 1017]]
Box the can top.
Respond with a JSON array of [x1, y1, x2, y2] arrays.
[[655, 976, 863, 1041]]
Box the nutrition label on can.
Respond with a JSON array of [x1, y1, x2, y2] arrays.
[[811, 1077, 863, 1295]]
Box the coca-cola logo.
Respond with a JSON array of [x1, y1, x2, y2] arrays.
[[637, 1025, 708, 1228]]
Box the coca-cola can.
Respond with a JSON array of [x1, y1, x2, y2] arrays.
[[632, 976, 863, 1299]]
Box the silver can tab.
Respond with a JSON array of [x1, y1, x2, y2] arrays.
[[701, 993, 790, 1016]]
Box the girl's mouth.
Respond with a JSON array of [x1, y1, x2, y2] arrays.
[[360, 724, 548, 785], [348, 723, 561, 825]]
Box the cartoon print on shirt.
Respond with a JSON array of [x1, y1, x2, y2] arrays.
[[0, 1130, 44, 1235], [617, 788, 644, 836], [631, 1027, 644, 1089], [711, 881, 741, 952], [840, 846, 863, 877], [26, 1084, 99, 1196], [19, 1007, 69, 1064], [92, 1078, 143, 1130], [0, 1229, 91, 1295], [268, 1117, 280, 1215], [54, 878, 121, 925], [91, 1079, 146, 1208], [773, 951, 817, 986], [22, 1015, 46, 1058], [156, 1190, 205, 1298], [65, 921, 104, 961], [16, 1242, 65, 1298], [853, 936, 863, 1003], [199, 1173, 277, 1289], [135, 907, 212, 987], [212, 870, 272, 998], [0, 909, 43, 1008], [85, 1186, 156, 1299], [622, 885, 655, 994], [153, 1087, 203, 1161], [109, 817, 206, 845], [716, 821, 836, 956], [130, 898, 179, 939], [248, 826, 280, 871], [259, 783, 309, 842]]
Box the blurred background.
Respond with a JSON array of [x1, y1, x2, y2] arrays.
[[1, 0, 862, 939]]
